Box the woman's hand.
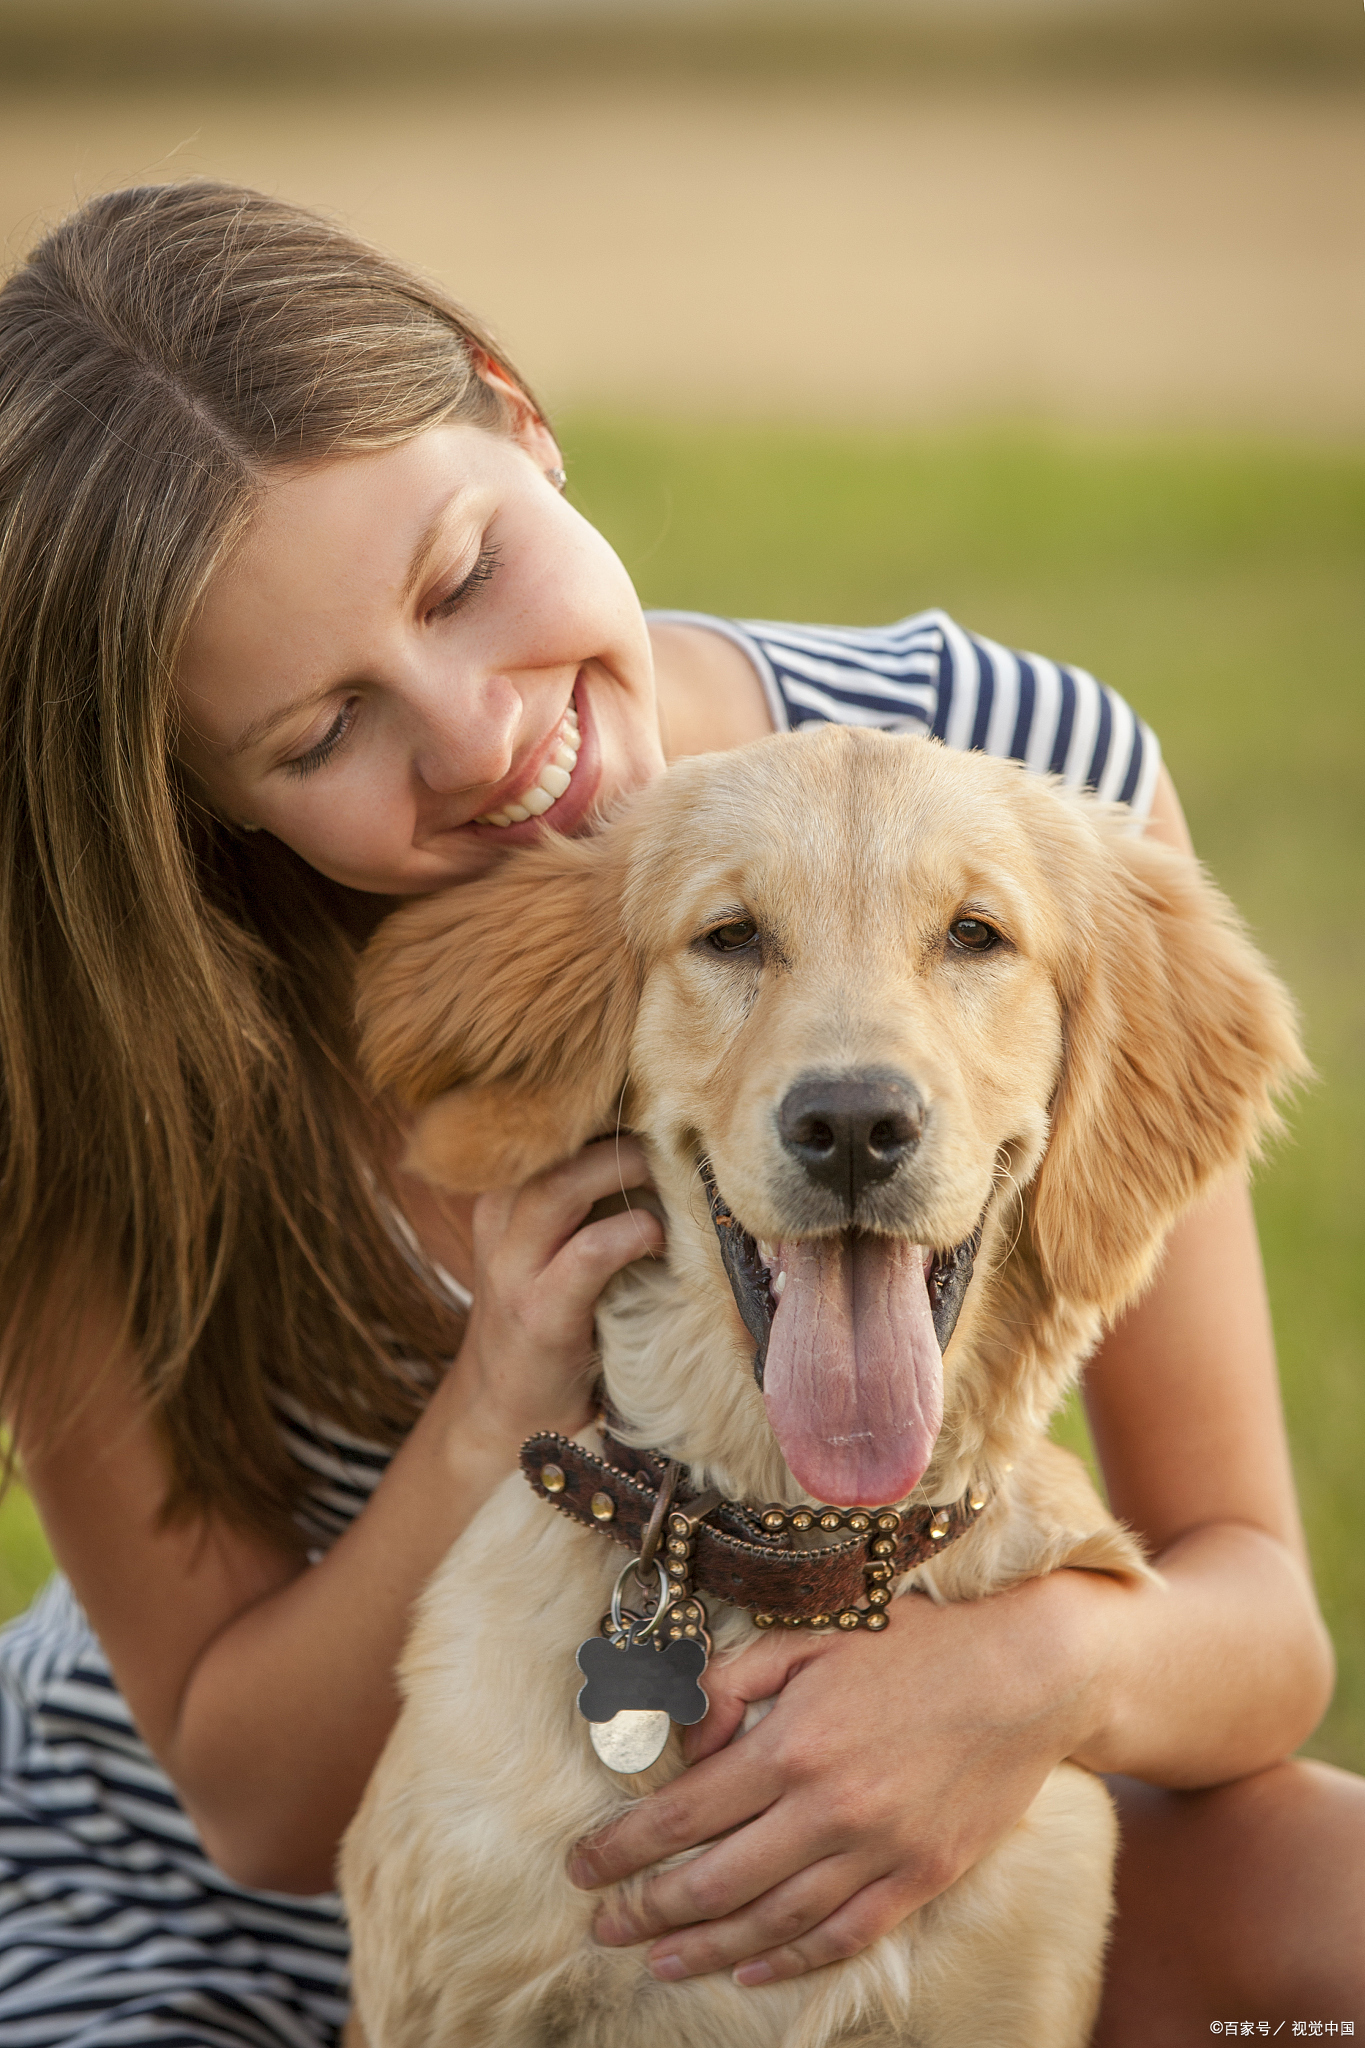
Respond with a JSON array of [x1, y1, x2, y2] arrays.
[[569, 1568, 1117, 1986], [450, 1135, 664, 1452]]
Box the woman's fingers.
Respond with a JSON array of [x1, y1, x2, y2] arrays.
[[590, 1809, 841, 1955], [551, 1204, 664, 1297], [473, 1137, 662, 1313], [570, 1738, 784, 1896], [723, 1869, 925, 1987], [633, 1851, 866, 1979], [684, 1635, 834, 1762], [581, 1759, 947, 1987], [579, 1733, 914, 1963], [515, 1140, 663, 1305], [589, 1800, 805, 1946], [589, 1809, 931, 1984], [454, 1134, 667, 1441], [489, 1137, 655, 1257]]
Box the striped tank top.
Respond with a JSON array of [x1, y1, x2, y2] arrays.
[[0, 611, 1158, 2046]]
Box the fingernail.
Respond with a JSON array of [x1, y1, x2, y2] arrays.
[[650, 1953, 688, 1981], [734, 1960, 775, 1987], [592, 1912, 633, 1946], [567, 1856, 595, 1888]]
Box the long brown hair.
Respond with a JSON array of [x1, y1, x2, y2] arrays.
[[0, 182, 536, 1536]]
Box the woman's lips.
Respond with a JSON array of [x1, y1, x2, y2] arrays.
[[466, 677, 602, 843], [474, 698, 580, 825]]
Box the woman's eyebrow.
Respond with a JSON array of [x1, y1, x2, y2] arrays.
[[401, 493, 465, 605], [225, 688, 334, 759]]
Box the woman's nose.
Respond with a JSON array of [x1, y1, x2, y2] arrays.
[[412, 673, 520, 796]]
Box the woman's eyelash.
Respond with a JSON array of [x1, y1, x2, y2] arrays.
[[427, 543, 501, 621], [285, 700, 357, 780]]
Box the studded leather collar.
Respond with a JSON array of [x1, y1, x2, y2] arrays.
[[520, 1428, 987, 1629]]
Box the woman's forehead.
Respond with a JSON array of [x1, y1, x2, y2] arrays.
[[229, 427, 500, 596]]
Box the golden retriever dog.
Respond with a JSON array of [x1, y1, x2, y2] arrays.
[[341, 727, 1301, 2048]]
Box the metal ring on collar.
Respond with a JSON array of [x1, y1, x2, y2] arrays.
[[610, 1555, 671, 1641]]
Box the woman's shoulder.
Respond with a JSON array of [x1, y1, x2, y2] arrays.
[[647, 608, 1161, 823]]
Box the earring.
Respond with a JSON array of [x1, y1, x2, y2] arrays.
[[545, 466, 566, 491]]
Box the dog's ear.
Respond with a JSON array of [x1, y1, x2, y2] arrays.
[[355, 830, 639, 1192], [1028, 819, 1307, 1316]]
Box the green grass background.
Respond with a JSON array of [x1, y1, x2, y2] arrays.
[[2, 420, 1361, 1769]]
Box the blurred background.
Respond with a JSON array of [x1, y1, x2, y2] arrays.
[[1, 0, 1361, 1768]]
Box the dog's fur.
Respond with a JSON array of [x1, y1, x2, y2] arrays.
[[341, 728, 1303, 2048]]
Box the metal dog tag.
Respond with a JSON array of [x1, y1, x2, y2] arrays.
[[576, 1551, 711, 1775], [576, 1629, 710, 1775], [589, 1708, 672, 1773]]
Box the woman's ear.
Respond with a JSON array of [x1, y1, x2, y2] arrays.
[[355, 830, 639, 1192], [1027, 820, 1307, 1316], [474, 353, 562, 475]]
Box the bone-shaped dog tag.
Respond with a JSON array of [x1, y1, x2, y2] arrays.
[[576, 1631, 709, 1775]]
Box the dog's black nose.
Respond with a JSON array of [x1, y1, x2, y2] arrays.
[[777, 1072, 924, 1205]]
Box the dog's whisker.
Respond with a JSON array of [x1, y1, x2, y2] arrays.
[[989, 1158, 1029, 1265], [684, 1159, 715, 1233], [612, 1072, 659, 1260]]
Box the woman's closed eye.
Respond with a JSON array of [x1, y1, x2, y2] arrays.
[[425, 542, 501, 624], [284, 698, 360, 780]]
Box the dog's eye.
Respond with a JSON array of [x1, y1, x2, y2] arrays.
[[949, 917, 1001, 953], [707, 919, 760, 954]]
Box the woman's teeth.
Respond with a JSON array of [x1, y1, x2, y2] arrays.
[[475, 701, 581, 828]]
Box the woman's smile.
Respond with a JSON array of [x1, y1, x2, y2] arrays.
[[465, 680, 598, 842], [176, 415, 664, 895]]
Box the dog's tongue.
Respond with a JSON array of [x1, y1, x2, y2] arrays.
[[763, 1236, 943, 1507]]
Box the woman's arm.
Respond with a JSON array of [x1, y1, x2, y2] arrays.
[[17, 1138, 662, 1895], [1072, 765, 1330, 1772], [571, 767, 1335, 1987]]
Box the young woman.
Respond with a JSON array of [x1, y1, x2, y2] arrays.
[[0, 182, 1359, 2048]]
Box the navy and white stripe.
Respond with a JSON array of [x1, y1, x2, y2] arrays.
[[650, 609, 1160, 821], [1, 612, 1158, 2045], [0, 1581, 350, 2048], [0, 1248, 472, 2047], [273, 1395, 402, 1554]]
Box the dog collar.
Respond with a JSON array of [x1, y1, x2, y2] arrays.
[[520, 1428, 988, 1630]]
